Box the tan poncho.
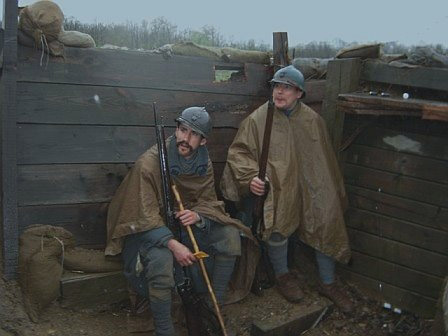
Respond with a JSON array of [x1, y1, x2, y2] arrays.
[[105, 143, 251, 257], [221, 101, 351, 263]]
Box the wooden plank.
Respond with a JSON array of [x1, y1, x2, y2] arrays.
[[338, 93, 448, 121], [343, 251, 443, 299], [16, 81, 323, 127], [17, 45, 270, 96], [303, 80, 326, 104], [347, 228, 448, 278], [361, 60, 448, 92], [18, 164, 131, 206], [346, 208, 448, 254], [18, 203, 109, 247], [347, 185, 448, 232], [321, 58, 361, 151], [18, 161, 227, 206], [352, 126, 448, 161], [339, 268, 437, 318], [344, 163, 448, 208], [251, 301, 330, 336], [17, 124, 236, 164], [1, 0, 19, 279], [60, 271, 127, 309], [344, 144, 448, 184], [16, 82, 266, 128], [17, 161, 226, 247]]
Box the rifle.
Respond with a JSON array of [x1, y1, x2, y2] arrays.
[[250, 99, 277, 294], [153, 103, 222, 336]]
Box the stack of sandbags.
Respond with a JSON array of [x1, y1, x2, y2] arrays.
[[18, 0, 95, 56]]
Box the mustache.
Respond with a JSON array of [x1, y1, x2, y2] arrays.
[[176, 141, 193, 151]]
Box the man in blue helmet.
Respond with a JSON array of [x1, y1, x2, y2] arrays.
[[221, 65, 353, 313], [105, 107, 250, 335]]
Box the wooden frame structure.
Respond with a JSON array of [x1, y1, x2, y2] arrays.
[[0, 12, 326, 280], [323, 58, 448, 318]]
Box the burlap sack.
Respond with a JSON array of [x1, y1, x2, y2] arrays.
[[22, 250, 63, 322], [335, 43, 382, 59], [18, 1, 64, 57], [58, 30, 96, 48], [18, 1, 64, 43], [292, 57, 330, 79], [64, 247, 122, 273], [19, 224, 75, 322]]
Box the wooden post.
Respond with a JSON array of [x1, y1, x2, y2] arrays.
[[272, 32, 289, 71], [1, 0, 19, 279], [321, 58, 361, 153]]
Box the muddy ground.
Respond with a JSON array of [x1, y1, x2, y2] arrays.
[[1, 259, 434, 336]]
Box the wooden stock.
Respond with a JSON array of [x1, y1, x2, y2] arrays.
[[171, 184, 228, 336]]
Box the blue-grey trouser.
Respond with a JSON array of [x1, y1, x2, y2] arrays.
[[122, 220, 241, 299]]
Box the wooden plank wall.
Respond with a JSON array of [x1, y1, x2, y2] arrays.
[[13, 45, 325, 250], [340, 113, 448, 318]]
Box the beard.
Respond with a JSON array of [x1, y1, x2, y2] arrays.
[[176, 141, 193, 156]]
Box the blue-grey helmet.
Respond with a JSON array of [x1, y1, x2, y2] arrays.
[[175, 107, 212, 137], [270, 65, 306, 97]]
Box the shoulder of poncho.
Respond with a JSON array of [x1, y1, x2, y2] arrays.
[[246, 101, 269, 122], [134, 145, 159, 170], [299, 102, 319, 118]]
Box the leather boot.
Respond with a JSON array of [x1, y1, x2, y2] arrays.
[[276, 272, 304, 303], [318, 282, 354, 313]]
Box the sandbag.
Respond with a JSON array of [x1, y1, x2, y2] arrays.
[[335, 43, 381, 59], [64, 247, 122, 273], [19, 224, 75, 322], [22, 250, 63, 322], [403, 47, 448, 68], [221, 47, 270, 64], [18, 1, 64, 43], [292, 57, 330, 79], [170, 42, 222, 60], [58, 30, 96, 48]]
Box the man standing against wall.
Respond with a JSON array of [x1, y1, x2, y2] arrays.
[[220, 65, 353, 313]]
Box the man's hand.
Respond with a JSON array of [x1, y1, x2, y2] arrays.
[[167, 239, 196, 266], [175, 209, 201, 227], [250, 176, 267, 196]]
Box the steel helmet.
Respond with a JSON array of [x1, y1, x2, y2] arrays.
[[175, 106, 212, 137], [270, 65, 306, 97]]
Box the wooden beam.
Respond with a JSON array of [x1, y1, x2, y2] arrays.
[[361, 60, 448, 92], [1, 0, 18, 279], [347, 228, 448, 278], [272, 32, 289, 70], [321, 58, 361, 152], [17, 125, 235, 164], [338, 93, 448, 121], [347, 185, 448, 232], [343, 251, 444, 299], [346, 208, 448, 255], [17, 46, 270, 97], [60, 271, 127, 309], [251, 301, 331, 336]]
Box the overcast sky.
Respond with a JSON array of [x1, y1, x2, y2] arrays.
[[14, 0, 448, 47]]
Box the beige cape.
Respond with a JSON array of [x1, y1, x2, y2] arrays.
[[105, 143, 256, 303], [221, 101, 351, 263]]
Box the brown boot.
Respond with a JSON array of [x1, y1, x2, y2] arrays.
[[318, 282, 354, 313], [276, 272, 304, 303]]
